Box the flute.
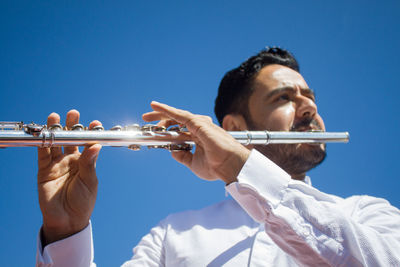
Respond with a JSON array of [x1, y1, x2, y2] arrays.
[[0, 121, 349, 151]]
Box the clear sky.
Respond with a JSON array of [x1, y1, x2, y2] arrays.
[[0, 1, 399, 266]]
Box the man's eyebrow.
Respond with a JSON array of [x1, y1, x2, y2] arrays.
[[264, 86, 315, 100], [301, 87, 315, 96]]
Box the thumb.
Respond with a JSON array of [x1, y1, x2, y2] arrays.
[[171, 150, 193, 168], [79, 144, 102, 188]]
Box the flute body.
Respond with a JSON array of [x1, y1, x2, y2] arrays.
[[0, 121, 349, 151]]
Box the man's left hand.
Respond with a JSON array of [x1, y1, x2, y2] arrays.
[[142, 101, 250, 184]]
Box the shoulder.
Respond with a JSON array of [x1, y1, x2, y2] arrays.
[[342, 195, 400, 224], [343, 194, 398, 210]]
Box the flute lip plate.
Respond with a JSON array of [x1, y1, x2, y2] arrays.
[[293, 126, 322, 132]]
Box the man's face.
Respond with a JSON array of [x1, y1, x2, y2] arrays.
[[246, 64, 326, 179]]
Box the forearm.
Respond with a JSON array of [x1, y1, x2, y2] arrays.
[[227, 149, 400, 266]]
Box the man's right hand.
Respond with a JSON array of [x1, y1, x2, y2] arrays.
[[37, 110, 102, 247]]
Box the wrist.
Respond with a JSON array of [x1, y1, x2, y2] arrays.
[[42, 221, 89, 246], [220, 146, 251, 184]]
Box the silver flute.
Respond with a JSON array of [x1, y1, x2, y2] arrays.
[[0, 121, 349, 151]]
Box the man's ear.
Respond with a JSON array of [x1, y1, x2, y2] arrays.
[[222, 114, 248, 131]]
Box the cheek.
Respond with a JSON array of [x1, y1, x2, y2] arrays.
[[263, 104, 296, 131]]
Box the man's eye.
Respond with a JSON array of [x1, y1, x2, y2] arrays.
[[278, 94, 290, 101], [306, 95, 316, 102]]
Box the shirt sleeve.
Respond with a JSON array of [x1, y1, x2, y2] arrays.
[[121, 220, 166, 267], [226, 149, 400, 266], [36, 222, 96, 267]]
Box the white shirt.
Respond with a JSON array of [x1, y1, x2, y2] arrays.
[[36, 150, 400, 266]]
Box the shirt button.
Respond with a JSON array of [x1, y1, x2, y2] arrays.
[[302, 229, 310, 236]]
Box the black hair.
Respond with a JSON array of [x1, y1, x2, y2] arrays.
[[214, 47, 300, 125]]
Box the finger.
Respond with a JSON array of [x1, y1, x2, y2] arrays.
[[79, 144, 102, 191], [157, 119, 179, 128], [47, 112, 63, 159], [150, 101, 194, 126], [64, 110, 80, 154], [142, 111, 170, 122], [88, 120, 102, 129], [171, 150, 193, 168], [38, 112, 60, 167], [75, 120, 102, 191], [143, 110, 180, 128]]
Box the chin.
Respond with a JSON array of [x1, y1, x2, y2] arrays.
[[299, 143, 326, 150], [255, 143, 327, 175]]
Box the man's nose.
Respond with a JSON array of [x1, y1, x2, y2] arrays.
[[295, 95, 317, 119]]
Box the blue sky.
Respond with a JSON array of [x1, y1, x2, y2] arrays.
[[0, 1, 399, 266]]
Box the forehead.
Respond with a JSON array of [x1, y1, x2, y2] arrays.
[[252, 64, 308, 91]]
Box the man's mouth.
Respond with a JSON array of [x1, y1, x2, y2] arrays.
[[290, 118, 323, 132]]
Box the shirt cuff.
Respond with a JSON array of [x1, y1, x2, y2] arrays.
[[36, 222, 94, 267], [226, 149, 291, 222]]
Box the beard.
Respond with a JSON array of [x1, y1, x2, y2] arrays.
[[247, 117, 327, 178]]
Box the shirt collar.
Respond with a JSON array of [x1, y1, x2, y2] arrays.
[[303, 176, 312, 186]]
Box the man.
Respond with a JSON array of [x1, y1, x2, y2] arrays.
[[36, 47, 400, 266]]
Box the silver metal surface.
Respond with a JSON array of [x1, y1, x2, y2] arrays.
[[0, 121, 349, 151], [230, 131, 349, 145]]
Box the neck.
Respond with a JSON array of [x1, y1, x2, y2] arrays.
[[290, 172, 306, 180]]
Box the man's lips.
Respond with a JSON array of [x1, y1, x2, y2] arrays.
[[291, 118, 323, 132], [290, 125, 327, 147]]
